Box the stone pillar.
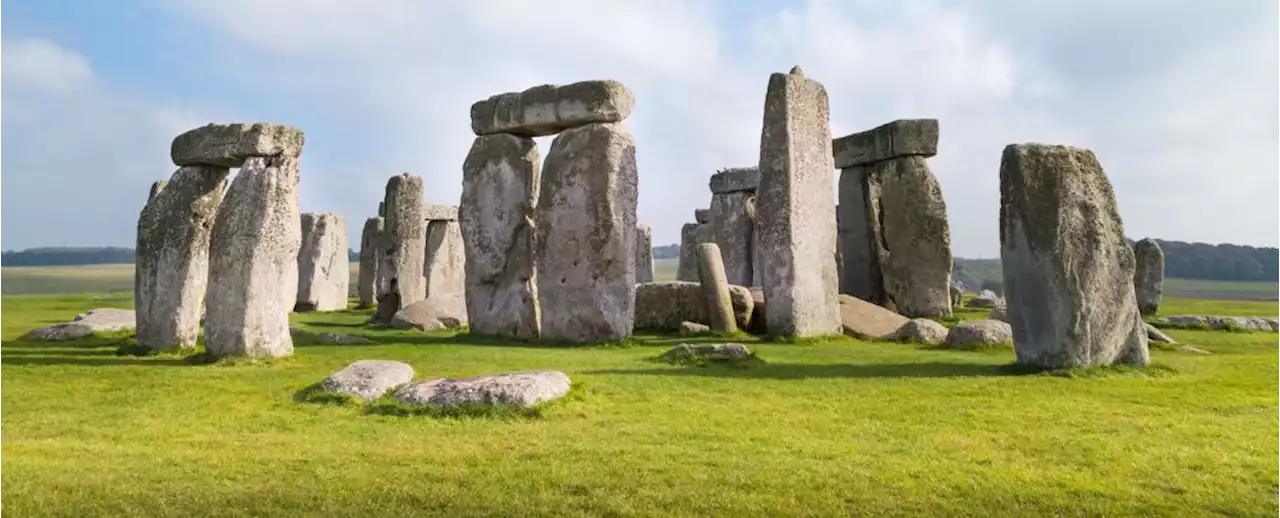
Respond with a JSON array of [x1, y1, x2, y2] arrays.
[[459, 134, 541, 339], [296, 212, 348, 312], [135, 166, 228, 351], [755, 66, 840, 337], [635, 223, 654, 283], [709, 167, 759, 286], [696, 243, 738, 334], [536, 122, 638, 342], [357, 217, 382, 308], [836, 166, 885, 304], [424, 219, 466, 299], [381, 173, 426, 315], [999, 143, 1149, 369], [1133, 238, 1164, 316], [677, 223, 701, 282]]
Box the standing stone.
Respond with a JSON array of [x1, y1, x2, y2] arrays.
[[357, 217, 382, 308], [459, 134, 541, 338], [635, 223, 654, 283], [709, 167, 759, 287], [696, 243, 738, 334], [295, 212, 349, 312], [1133, 238, 1164, 316], [677, 223, 701, 282], [135, 166, 229, 351], [382, 173, 427, 314], [536, 122, 637, 342], [755, 66, 841, 337], [999, 143, 1149, 369], [873, 156, 952, 317], [204, 156, 301, 358], [423, 220, 466, 299], [837, 165, 885, 304]]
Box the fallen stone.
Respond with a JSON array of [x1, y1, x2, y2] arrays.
[[316, 333, 376, 345], [1133, 238, 1164, 316], [634, 281, 754, 332], [171, 123, 304, 168], [357, 217, 384, 308], [422, 220, 466, 300], [832, 119, 938, 169], [28, 308, 137, 341], [635, 223, 654, 284], [709, 166, 761, 194], [1156, 315, 1279, 333], [470, 80, 634, 137], [296, 212, 349, 312], [394, 371, 572, 407], [966, 290, 1003, 308], [1144, 323, 1176, 344], [390, 295, 468, 331], [658, 343, 752, 363], [943, 319, 1013, 349], [893, 318, 950, 345], [679, 321, 711, 335], [320, 360, 414, 402], [838, 294, 910, 340], [421, 204, 459, 222], [709, 190, 756, 286]]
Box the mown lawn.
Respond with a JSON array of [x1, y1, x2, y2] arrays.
[[1, 293, 1277, 517]]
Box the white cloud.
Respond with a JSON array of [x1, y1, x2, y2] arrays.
[[1, 37, 95, 92]]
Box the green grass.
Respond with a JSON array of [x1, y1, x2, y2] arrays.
[[2, 291, 1277, 517], [654, 257, 678, 281]]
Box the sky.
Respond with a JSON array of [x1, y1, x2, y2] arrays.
[[3, 0, 1277, 258]]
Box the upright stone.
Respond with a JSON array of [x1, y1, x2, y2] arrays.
[[837, 165, 885, 304], [357, 217, 382, 308], [135, 166, 229, 351], [696, 243, 738, 334], [536, 122, 638, 342], [459, 134, 541, 339], [677, 223, 701, 282], [635, 223, 654, 283], [709, 167, 759, 286], [382, 173, 427, 314], [204, 156, 301, 357], [423, 220, 466, 299], [999, 143, 1149, 368], [873, 156, 952, 317], [755, 66, 841, 337], [1133, 238, 1164, 316], [295, 212, 349, 312]]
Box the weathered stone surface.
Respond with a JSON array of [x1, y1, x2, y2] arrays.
[[999, 143, 1149, 368], [755, 67, 841, 337], [943, 319, 1013, 349], [135, 165, 228, 351], [696, 243, 738, 334], [709, 167, 761, 194], [709, 191, 756, 286], [357, 217, 383, 308], [372, 289, 400, 326], [989, 304, 1009, 322], [838, 294, 909, 340], [390, 295, 468, 331], [1156, 315, 1279, 333], [658, 343, 752, 363], [950, 285, 963, 308], [296, 212, 349, 312], [320, 360, 414, 402], [872, 156, 952, 318], [967, 290, 1003, 308], [316, 333, 376, 345], [171, 123, 304, 168], [893, 318, 949, 345], [635, 223, 654, 283], [679, 321, 711, 335], [633, 281, 753, 331], [381, 174, 427, 316], [460, 134, 541, 339], [394, 371, 572, 407], [837, 166, 885, 304], [28, 308, 136, 341], [1144, 323, 1176, 344], [148, 180, 168, 201], [694, 209, 711, 225], [676, 223, 701, 282], [421, 204, 459, 222], [747, 288, 767, 335], [1133, 238, 1164, 316], [536, 122, 637, 342], [204, 156, 301, 358], [832, 119, 938, 169], [470, 80, 634, 137], [423, 220, 466, 300]]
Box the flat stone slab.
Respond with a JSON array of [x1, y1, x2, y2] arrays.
[[658, 343, 752, 363], [832, 119, 938, 168], [28, 308, 136, 341], [421, 204, 459, 221], [838, 294, 909, 340], [394, 371, 572, 407], [679, 321, 711, 335], [943, 319, 1013, 349], [634, 281, 754, 332], [320, 360, 415, 402], [709, 167, 761, 194], [470, 80, 634, 137], [316, 333, 376, 345], [1155, 315, 1278, 333], [1143, 324, 1176, 344], [171, 123, 304, 168]]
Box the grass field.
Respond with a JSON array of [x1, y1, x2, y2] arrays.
[[2, 284, 1278, 515]]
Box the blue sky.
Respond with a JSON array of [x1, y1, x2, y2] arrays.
[[4, 0, 1277, 257]]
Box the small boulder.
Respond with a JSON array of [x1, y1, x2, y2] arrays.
[[320, 360, 415, 402], [316, 333, 376, 345], [1157, 315, 1278, 333], [1143, 324, 1176, 344], [394, 371, 571, 407], [894, 318, 949, 345], [966, 290, 1002, 308], [658, 343, 752, 364], [943, 319, 1013, 349], [679, 321, 711, 335], [28, 308, 136, 341], [390, 295, 467, 331], [838, 294, 910, 340]]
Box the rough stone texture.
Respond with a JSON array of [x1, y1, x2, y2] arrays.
[[872, 156, 953, 318], [382, 173, 427, 314], [694, 209, 711, 225], [357, 217, 383, 308], [633, 281, 754, 331], [967, 290, 1003, 308], [372, 289, 400, 326], [204, 156, 301, 358], [460, 134, 542, 339], [950, 285, 964, 307], [320, 360, 414, 402], [135, 165, 229, 351], [536, 122, 637, 342], [316, 333, 376, 345], [1133, 238, 1164, 316], [148, 180, 168, 201], [836, 166, 885, 304], [28, 308, 136, 341], [296, 212, 349, 312], [171, 123, 304, 168], [659, 343, 752, 363], [837, 294, 909, 340], [421, 204, 459, 222], [390, 295, 468, 331], [1144, 323, 1176, 344], [832, 119, 938, 169], [676, 223, 701, 282], [710, 191, 756, 286], [696, 243, 738, 334], [679, 321, 711, 335], [999, 143, 1149, 368], [943, 319, 1014, 349], [709, 167, 761, 194], [634, 224, 654, 283], [1156, 315, 1279, 333], [471, 80, 634, 137], [423, 220, 467, 300], [394, 371, 572, 407], [988, 304, 1009, 322], [893, 318, 950, 345], [755, 67, 841, 337]]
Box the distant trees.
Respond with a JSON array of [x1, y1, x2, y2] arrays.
[[653, 244, 680, 260], [1, 247, 136, 266]]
